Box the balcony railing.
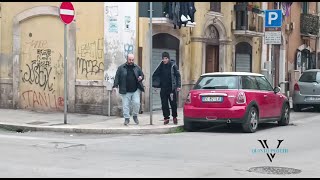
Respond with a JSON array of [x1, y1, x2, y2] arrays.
[[139, 2, 166, 18], [233, 4, 264, 37], [300, 13, 319, 36]]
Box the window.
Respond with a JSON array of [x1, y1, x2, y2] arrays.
[[301, 2, 308, 14], [241, 76, 259, 90], [210, 2, 221, 13], [299, 71, 317, 82], [194, 75, 239, 90], [255, 76, 274, 91], [317, 72, 320, 82]]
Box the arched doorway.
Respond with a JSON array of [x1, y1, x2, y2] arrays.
[[205, 25, 219, 73], [152, 33, 180, 110], [235, 42, 252, 72]]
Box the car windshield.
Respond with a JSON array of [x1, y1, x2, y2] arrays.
[[193, 75, 239, 90], [299, 72, 318, 83]]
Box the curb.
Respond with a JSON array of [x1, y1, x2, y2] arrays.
[[0, 123, 184, 135]]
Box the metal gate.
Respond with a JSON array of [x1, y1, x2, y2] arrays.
[[235, 53, 251, 72], [152, 48, 177, 110]]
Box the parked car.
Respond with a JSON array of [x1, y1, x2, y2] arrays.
[[292, 69, 320, 112], [183, 72, 290, 133]]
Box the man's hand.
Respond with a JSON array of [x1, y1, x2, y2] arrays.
[[112, 88, 117, 93], [138, 76, 143, 81], [177, 88, 181, 92]]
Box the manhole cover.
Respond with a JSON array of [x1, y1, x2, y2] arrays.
[[248, 166, 302, 175], [27, 121, 48, 125]]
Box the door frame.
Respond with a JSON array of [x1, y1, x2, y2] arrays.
[[12, 6, 76, 111], [205, 44, 220, 73]]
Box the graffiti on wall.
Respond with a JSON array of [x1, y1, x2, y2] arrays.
[[20, 39, 64, 111], [22, 49, 54, 92], [21, 90, 64, 109], [77, 38, 104, 78], [104, 2, 137, 88]]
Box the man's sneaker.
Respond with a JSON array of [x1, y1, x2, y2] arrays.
[[173, 117, 178, 125], [124, 118, 130, 125], [164, 118, 170, 125], [133, 116, 139, 125]]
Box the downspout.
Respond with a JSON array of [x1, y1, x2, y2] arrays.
[[317, 2, 320, 68], [260, 2, 268, 76], [0, 2, 2, 105]]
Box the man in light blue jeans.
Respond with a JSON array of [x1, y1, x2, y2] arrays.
[[113, 53, 145, 125], [121, 89, 141, 124]]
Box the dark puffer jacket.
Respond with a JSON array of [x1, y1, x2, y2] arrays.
[[113, 63, 145, 94], [152, 60, 181, 91]]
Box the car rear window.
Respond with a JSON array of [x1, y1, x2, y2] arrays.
[[193, 75, 239, 90], [299, 72, 318, 82]]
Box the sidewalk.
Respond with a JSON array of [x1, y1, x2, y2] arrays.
[[0, 108, 184, 134]]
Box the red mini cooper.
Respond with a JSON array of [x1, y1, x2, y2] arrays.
[[183, 72, 290, 133]]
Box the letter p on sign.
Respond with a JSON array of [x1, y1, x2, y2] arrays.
[[265, 9, 282, 28]]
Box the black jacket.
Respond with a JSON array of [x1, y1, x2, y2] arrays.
[[152, 60, 181, 91], [113, 63, 145, 94]]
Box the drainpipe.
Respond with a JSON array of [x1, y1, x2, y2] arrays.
[[260, 2, 268, 77], [317, 2, 320, 68]]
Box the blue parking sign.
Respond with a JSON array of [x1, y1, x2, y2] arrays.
[[265, 10, 282, 28]]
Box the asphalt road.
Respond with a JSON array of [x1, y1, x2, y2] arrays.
[[0, 110, 319, 178]]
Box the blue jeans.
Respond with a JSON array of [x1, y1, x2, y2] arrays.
[[121, 89, 140, 119]]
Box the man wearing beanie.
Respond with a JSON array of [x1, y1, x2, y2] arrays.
[[152, 52, 181, 125]]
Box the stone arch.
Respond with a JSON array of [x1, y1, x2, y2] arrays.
[[152, 33, 180, 66], [152, 25, 183, 69], [12, 6, 76, 111], [202, 17, 228, 73], [202, 17, 227, 41]]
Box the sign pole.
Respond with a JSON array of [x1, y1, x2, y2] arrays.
[[64, 23, 68, 124], [60, 2, 74, 124], [149, 2, 153, 125]]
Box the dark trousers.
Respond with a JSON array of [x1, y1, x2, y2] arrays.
[[160, 87, 177, 119]]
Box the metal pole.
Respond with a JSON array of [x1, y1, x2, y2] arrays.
[[149, 2, 153, 125], [64, 24, 68, 124], [108, 90, 111, 116]]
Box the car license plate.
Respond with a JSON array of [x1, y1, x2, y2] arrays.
[[202, 96, 223, 102], [305, 97, 320, 101]]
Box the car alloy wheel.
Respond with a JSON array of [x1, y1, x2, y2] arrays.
[[242, 107, 259, 133], [278, 104, 290, 126], [250, 109, 258, 130]]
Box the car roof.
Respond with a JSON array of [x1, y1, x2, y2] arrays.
[[201, 72, 264, 77]]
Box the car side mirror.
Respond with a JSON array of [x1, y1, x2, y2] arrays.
[[274, 86, 281, 94]]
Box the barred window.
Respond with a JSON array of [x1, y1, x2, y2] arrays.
[[210, 2, 221, 13]]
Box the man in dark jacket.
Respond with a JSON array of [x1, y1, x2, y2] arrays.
[[113, 53, 144, 125], [152, 52, 181, 125]]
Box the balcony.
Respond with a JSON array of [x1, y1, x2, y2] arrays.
[[139, 2, 173, 25], [300, 13, 319, 38], [233, 4, 264, 37]]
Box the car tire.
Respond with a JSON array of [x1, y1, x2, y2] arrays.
[[278, 103, 290, 126], [183, 119, 195, 132], [242, 106, 259, 133], [314, 105, 320, 112], [293, 104, 301, 112]]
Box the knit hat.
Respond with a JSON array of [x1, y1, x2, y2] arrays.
[[162, 52, 170, 59]]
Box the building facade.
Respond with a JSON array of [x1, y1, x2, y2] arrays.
[[1, 2, 316, 116]]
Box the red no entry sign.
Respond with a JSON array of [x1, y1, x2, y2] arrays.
[[59, 2, 75, 24]]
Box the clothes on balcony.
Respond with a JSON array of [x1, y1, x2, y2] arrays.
[[166, 2, 197, 29], [173, 2, 182, 29], [188, 2, 196, 23], [282, 2, 293, 17]]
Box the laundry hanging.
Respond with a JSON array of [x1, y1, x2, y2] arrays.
[[166, 2, 197, 29]]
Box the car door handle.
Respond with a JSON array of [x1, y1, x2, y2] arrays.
[[264, 95, 267, 98]]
